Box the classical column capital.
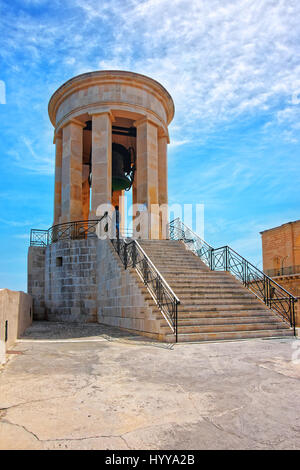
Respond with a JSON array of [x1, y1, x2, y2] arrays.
[[53, 129, 62, 144], [59, 118, 86, 133], [89, 110, 115, 123], [134, 116, 159, 129], [158, 126, 170, 143]]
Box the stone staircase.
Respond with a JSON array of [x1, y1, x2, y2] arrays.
[[139, 240, 294, 342]]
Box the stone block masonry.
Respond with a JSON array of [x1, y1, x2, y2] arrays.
[[44, 238, 98, 322], [0, 288, 32, 363], [261, 219, 300, 328], [261, 219, 300, 273], [28, 238, 166, 339], [97, 239, 164, 340], [28, 246, 46, 320]]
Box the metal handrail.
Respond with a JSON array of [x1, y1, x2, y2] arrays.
[[266, 266, 300, 277], [30, 217, 106, 246], [135, 241, 180, 303], [111, 236, 180, 341], [212, 245, 298, 298], [169, 218, 297, 334]]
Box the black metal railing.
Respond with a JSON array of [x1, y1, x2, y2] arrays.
[[111, 237, 180, 341], [30, 229, 49, 247], [168, 218, 213, 267], [169, 218, 297, 334], [266, 265, 300, 278], [30, 217, 107, 246]]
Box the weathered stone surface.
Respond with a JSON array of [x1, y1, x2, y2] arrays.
[[27, 247, 46, 320], [0, 289, 32, 363], [44, 238, 98, 322], [49, 70, 172, 238], [29, 238, 165, 335], [0, 322, 299, 450], [97, 239, 164, 339], [261, 220, 300, 326]]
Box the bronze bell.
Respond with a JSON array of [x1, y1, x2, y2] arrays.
[[112, 143, 135, 192]]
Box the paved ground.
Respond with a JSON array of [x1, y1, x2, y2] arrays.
[[0, 321, 300, 450]]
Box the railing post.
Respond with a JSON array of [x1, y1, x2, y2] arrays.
[[265, 277, 269, 306], [291, 297, 296, 335], [225, 246, 228, 271], [210, 248, 214, 270], [117, 232, 120, 255], [156, 277, 161, 308], [243, 260, 248, 286], [143, 258, 148, 284], [264, 276, 267, 305], [124, 243, 127, 269], [132, 242, 137, 268], [175, 301, 178, 343]]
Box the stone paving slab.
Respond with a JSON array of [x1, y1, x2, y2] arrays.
[[0, 322, 300, 450]]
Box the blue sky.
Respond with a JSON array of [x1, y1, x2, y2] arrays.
[[0, 0, 300, 291]]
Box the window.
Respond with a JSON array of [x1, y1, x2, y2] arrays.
[[56, 257, 63, 267]]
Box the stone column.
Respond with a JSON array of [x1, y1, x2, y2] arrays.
[[61, 120, 84, 223], [112, 189, 125, 235], [158, 130, 169, 239], [82, 164, 90, 221], [90, 112, 113, 218], [135, 117, 159, 239], [53, 131, 62, 225], [131, 176, 137, 236]]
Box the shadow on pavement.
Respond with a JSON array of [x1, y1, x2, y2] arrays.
[[20, 321, 174, 349]]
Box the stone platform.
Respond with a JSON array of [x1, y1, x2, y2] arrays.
[[0, 321, 299, 450]]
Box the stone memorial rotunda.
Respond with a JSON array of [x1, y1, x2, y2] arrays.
[[28, 70, 297, 342]]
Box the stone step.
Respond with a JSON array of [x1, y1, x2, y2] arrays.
[[171, 287, 253, 295], [165, 328, 294, 342], [167, 281, 243, 289], [173, 315, 283, 326], [148, 259, 208, 267], [178, 304, 272, 315], [161, 270, 235, 276], [143, 292, 257, 304], [175, 292, 256, 299], [153, 266, 209, 272], [139, 241, 182, 246], [132, 240, 294, 343], [176, 309, 274, 318], [159, 271, 213, 277], [173, 323, 290, 334], [181, 297, 263, 305], [144, 251, 204, 258], [143, 293, 269, 314], [163, 276, 239, 284], [140, 250, 187, 256], [142, 291, 268, 313], [167, 280, 241, 286]]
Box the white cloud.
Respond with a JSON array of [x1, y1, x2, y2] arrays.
[[2, 0, 300, 142], [72, 0, 300, 141], [8, 136, 54, 175]]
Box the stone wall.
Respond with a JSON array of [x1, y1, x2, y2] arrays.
[[28, 238, 168, 338], [27, 246, 46, 320], [97, 240, 164, 340], [261, 220, 300, 273], [44, 238, 98, 322], [0, 289, 32, 363], [261, 220, 300, 329]]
